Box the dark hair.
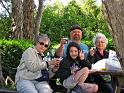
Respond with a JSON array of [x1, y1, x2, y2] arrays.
[[70, 24, 82, 31], [66, 42, 81, 59]]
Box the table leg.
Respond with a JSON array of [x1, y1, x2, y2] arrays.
[[116, 76, 124, 93]]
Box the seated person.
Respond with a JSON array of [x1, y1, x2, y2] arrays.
[[50, 24, 89, 92], [87, 33, 118, 93], [57, 42, 98, 93], [15, 34, 60, 93]]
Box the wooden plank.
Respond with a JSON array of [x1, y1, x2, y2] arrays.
[[0, 89, 17, 93]]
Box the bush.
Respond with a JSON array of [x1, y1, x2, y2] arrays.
[[0, 40, 32, 81]]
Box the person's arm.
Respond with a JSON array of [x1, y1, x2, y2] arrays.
[[49, 62, 60, 78], [55, 38, 67, 57], [87, 52, 95, 64], [57, 59, 71, 84], [23, 48, 60, 72], [82, 59, 92, 69], [23, 48, 48, 72], [55, 44, 64, 57], [86, 48, 96, 64]]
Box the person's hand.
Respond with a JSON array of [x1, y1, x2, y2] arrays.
[[49, 58, 61, 73], [52, 64, 60, 73], [89, 47, 96, 56], [60, 38, 68, 47], [79, 50, 84, 60], [70, 65, 79, 75], [48, 58, 60, 66], [70, 67, 76, 75]]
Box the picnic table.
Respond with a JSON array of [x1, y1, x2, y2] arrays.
[[90, 70, 124, 76], [90, 70, 124, 93]]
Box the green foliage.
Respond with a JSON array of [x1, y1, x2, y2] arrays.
[[40, 0, 111, 45], [0, 40, 32, 80], [0, 17, 11, 39], [0, 83, 16, 90], [0, 0, 111, 44]]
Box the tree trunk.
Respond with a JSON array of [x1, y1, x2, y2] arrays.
[[11, 0, 44, 40], [34, 0, 44, 41], [11, 0, 23, 39], [102, 0, 124, 91], [0, 49, 5, 86], [22, 0, 34, 40], [102, 0, 124, 71]]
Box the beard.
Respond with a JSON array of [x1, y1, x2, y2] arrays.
[[73, 36, 81, 40]]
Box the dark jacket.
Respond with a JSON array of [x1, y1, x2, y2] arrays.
[[87, 48, 111, 83], [57, 42, 91, 84], [87, 48, 116, 93], [58, 57, 91, 84], [87, 48, 109, 64]]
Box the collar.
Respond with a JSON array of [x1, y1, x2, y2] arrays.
[[32, 46, 44, 56]]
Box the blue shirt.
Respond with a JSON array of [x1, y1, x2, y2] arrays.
[[63, 42, 89, 58]]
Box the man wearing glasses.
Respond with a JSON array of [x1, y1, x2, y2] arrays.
[[55, 24, 89, 58]]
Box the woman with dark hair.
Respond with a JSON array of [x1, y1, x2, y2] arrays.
[[57, 42, 98, 93]]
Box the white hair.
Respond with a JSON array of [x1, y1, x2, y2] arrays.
[[93, 33, 108, 47], [36, 34, 51, 46]]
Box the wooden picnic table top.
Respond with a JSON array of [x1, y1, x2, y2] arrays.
[[89, 70, 124, 76]]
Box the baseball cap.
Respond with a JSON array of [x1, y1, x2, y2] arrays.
[[70, 24, 82, 31]]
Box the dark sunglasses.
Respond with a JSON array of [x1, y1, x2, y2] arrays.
[[39, 42, 49, 48]]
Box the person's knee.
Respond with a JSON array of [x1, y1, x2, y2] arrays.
[[79, 83, 98, 93], [80, 67, 89, 76], [36, 81, 53, 93], [16, 80, 38, 93], [93, 84, 98, 92], [39, 88, 53, 93], [87, 84, 98, 93], [38, 84, 53, 93]]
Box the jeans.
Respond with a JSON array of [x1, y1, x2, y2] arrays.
[[16, 80, 53, 93]]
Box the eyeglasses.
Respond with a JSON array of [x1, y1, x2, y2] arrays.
[[39, 42, 49, 48]]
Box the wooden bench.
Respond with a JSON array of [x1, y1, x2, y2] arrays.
[[0, 89, 17, 93]]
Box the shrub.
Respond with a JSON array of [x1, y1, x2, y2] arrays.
[[0, 40, 32, 81]]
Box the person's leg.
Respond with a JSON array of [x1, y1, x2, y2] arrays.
[[49, 74, 58, 92], [79, 83, 98, 93], [74, 67, 89, 84], [16, 80, 38, 93], [63, 75, 77, 89], [35, 81, 53, 93]]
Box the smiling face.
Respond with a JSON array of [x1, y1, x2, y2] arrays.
[[69, 46, 79, 60], [35, 40, 49, 54], [96, 37, 106, 51], [70, 29, 82, 42]]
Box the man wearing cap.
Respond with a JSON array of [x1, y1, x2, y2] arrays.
[[55, 24, 89, 58], [50, 25, 89, 92]]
